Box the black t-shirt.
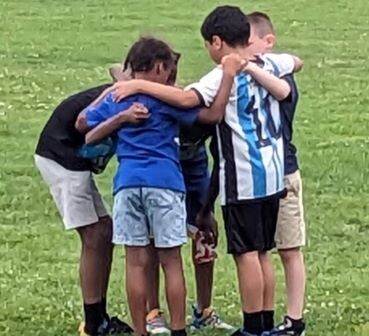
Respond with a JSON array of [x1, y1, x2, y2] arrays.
[[179, 122, 214, 162], [280, 75, 299, 175], [35, 84, 111, 171]]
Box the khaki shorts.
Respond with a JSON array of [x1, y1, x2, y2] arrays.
[[275, 170, 306, 249], [35, 155, 108, 230]]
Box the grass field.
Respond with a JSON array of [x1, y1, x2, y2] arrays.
[[1, 0, 369, 335]]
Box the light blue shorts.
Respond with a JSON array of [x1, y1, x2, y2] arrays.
[[113, 187, 187, 248]]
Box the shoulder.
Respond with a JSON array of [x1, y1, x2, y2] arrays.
[[199, 66, 223, 82], [260, 53, 294, 76]]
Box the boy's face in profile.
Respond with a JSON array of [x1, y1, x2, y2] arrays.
[[247, 24, 275, 55], [204, 37, 225, 64]]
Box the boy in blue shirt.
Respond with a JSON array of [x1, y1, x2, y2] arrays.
[[84, 37, 244, 336]]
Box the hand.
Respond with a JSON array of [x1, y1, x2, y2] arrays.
[[112, 80, 141, 102], [221, 53, 248, 77], [119, 103, 150, 124], [195, 211, 219, 247]]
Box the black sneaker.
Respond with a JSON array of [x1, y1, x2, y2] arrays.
[[231, 329, 259, 336], [108, 316, 134, 334], [266, 316, 305, 336]]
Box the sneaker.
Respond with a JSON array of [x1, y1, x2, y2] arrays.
[[231, 329, 258, 336], [109, 316, 134, 334], [146, 309, 170, 335], [265, 316, 306, 336], [78, 321, 108, 336], [190, 305, 234, 331]]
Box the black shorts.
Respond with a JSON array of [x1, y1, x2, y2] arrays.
[[222, 196, 281, 255]]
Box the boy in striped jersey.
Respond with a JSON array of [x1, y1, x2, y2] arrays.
[[112, 6, 302, 336], [246, 12, 306, 336]]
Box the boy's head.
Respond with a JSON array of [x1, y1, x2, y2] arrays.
[[200, 5, 250, 64], [246, 12, 276, 55], [123, 36, 175, 84]]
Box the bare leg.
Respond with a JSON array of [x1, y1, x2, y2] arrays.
[[259, 252, 275, 311], [279, 248, 305, 319], [125, 245, 150, 336], [99, 216, 114, 317], [147, 242, 161, 312], [158, 247, 186, 330], [234, 251, 264, 313], [192, 243, 214, 310]]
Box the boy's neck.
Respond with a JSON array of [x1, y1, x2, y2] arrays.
[[133, 72, 153, 81]]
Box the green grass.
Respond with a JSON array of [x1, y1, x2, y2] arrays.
[[1, 0, 369, 335]]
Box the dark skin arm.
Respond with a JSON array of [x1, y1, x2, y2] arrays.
[[85, 103, 150, 144], [196, 135, 220, 246], [75, 85, 115, 133]]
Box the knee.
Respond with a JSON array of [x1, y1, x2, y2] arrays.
[[78, 221, 111, 250], [126, 246, 150, 268], [159, 247, 182, 270], [98, 216, 113, 242], [279, 248, 301, 264]]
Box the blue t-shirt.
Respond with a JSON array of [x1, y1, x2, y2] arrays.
[[86, 93, 200, 194]]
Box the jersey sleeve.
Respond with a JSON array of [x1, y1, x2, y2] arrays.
[[262, 53, 295, 77], [86, 93, 128, 128], [185, 67, 223, 107]]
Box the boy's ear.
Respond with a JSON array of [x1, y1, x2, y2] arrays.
[[265, 33, 276, 49], [212, 35, 223, 50], [156, 62, 166, 75]]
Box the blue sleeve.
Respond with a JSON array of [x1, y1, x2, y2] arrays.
[[85, 94, 132, 128], [166, 106, 201, 126]]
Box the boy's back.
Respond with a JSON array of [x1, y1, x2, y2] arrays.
[[86, 93, 199, 194]]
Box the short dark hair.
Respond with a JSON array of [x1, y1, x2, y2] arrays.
[[247, 12, 275, 37], [201, 5, 250, 47], [123, 36, 175, 73]]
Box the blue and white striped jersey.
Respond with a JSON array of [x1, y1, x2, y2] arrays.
[[187, 53, 294, 204]]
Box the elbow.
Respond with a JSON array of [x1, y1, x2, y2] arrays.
[[75, 113, 88, 133], [209, 115, 223, 124], [293, 56, 304, 72], [182, 96, 198, 108], [275, 88, 291, 101], [75, 118, 85, 133], [201, 113, 223, 125]]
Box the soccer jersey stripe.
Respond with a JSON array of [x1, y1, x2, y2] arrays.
[[217, 122, 238, 203], [257, 86, 283, 191], [236, 74, 267, 197]]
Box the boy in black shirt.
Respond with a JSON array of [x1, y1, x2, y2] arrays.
[[35, 68, 145, 336]]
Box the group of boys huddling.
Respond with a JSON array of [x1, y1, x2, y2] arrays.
[[35, 5, 307, 336]]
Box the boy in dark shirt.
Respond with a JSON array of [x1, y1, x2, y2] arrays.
[[35, 69, 141, 336]]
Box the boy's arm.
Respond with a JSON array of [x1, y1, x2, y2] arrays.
[[292, 56, 303, 72], [75, 85, 115, 133], [200, 136, 220, 216], [85, 103, 149, 144], [113, 63, 230, 109], [196, 54, 246, 124], [113, 80, 201, 108], [195, 136, 220, 245], [244, 62, 291, 101]]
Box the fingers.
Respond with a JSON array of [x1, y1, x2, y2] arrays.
[[131, 102, 148, 112], [133, 111, 151, 120]]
